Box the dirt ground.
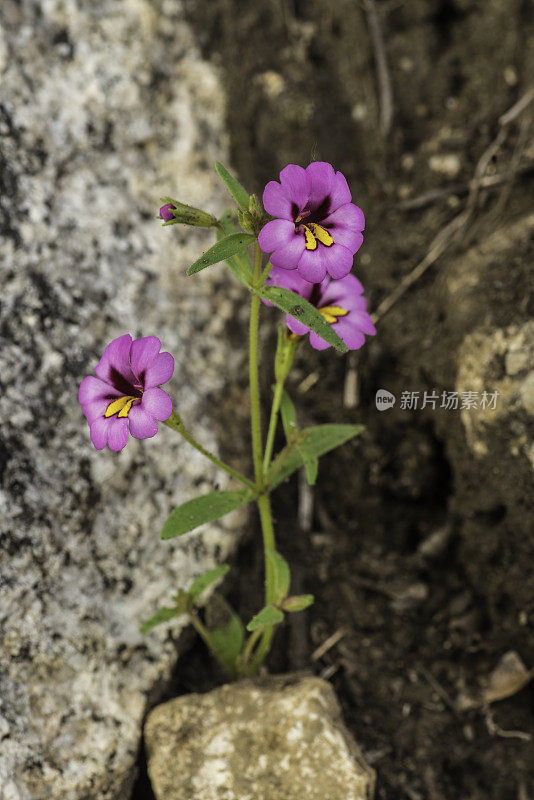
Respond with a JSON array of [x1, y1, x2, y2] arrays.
[[134, 1, 533, 798]]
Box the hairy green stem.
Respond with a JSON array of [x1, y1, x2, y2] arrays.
[[247, 243, 280, 674], [241, 627, 264, 669], [188, 612, 234, 679], [249, 245, 264, 487], [263, 378, 286, 475], [164, 412, 255, 490]]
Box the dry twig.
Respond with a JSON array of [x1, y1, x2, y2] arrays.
[[373, 88, 534, 324], [364, 0, 393, 135]]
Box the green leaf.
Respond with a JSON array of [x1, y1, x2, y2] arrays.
[[269, 423, 365, 489], [161, 490, 253, 540], [189, 564, 231, 603], [282, 594, 315, 612], [139, 605, 186, 633], [216, 209, 253, 284], [280, 390, 297, 440], [187, 233, 256, 276], [205, 594, 244, 678], [298, 443, 319, 485], [215, 162, 250, 211], [257, 286, 348, 353], [267, 549, 291, 605], [247, 604, 285, 632]]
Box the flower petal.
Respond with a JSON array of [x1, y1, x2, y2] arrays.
[[331, 227, 364, 254], [265, 267, 315, 300], [279, 165, 310, 209], [306, 161, 335, 212], [309, 331, 332, 351], [144, 352, 174, 388], [79, 375, 119, 405], [107, 417, 130, 451], [270, 236, 306, 269], [94, 334, 136, 387], [329, 171, 352, 212], [82, 398, 110, 424], [130, 336, 162, 379], [141, 387, 173, 421], [319, 273, 364, 307], [321, 243, 354, 280], [262, 181, 294, 219], [334, 319, 367, 350], [258, 219, 296, 254], [285, 314, 309, 337], [349, 311, 377, 336], [297, 250, 328, 283], [323, 202, 365, 232], [89, 417, 110, 450], [128, 406, 159, 439]]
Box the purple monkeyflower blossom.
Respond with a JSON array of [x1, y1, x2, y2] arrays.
[[258, 162, 365, 283], [265, 267, 376, 351], [159, 203, 176, 222], [79, 334, 174, 451]]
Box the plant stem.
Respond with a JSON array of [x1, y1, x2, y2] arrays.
[[263, 379, 285, 475], [249, 625, 275, 675], [258, 259, 274, 286], [258, 492, 276, 601], [241, 627, 264, 669], [188, 612, 234, 679], [249, 245, 264, 487], [164, 412, 255, 490], [247, 244, 280, 674], [263, 334, 298, 475]]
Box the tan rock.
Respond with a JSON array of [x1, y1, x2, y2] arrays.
[[145, 675, 375, 800]]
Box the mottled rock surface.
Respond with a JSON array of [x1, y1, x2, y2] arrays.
[[145, 675, 375, 800], [0, 2, 245, 799]]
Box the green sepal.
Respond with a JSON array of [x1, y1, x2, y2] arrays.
[[280, 390, 297, 440], [187, 233, 256, 276], [266, 549, 291, 605], [159, 196, 217, 228], [257, 286, 348, 353], [215, 162, 250, 211], [161, 489, 254, 540], [281, 594, 314, 612], [188, 564, 231, 604], [246, 604, 285, 632], [205, 593, 245, 679]]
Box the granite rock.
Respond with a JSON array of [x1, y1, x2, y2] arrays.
[[145, 675, 375, 800], [0, 2, 246, 799]]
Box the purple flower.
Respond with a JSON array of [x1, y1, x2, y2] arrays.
[[79, 334, 174, 451], [265, 268, 376, 351], [258, 162, 365, 283], [159, 203, 176, 222]]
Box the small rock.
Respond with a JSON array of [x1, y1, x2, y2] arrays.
[[145, 675, 375, 800], [428, 153, 461, 178]]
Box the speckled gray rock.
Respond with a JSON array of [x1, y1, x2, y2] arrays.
[[456, 320, 534, 465], [145, 675, 375, 800], [0, 2, 246, 799]]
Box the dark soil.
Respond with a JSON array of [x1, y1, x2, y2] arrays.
[[134, 1, 533, 798]]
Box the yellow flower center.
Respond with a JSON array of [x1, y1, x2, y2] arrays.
[[299, 221, 334, 251], [318, 305, 348, 324], [105, 396, 137, 419]]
